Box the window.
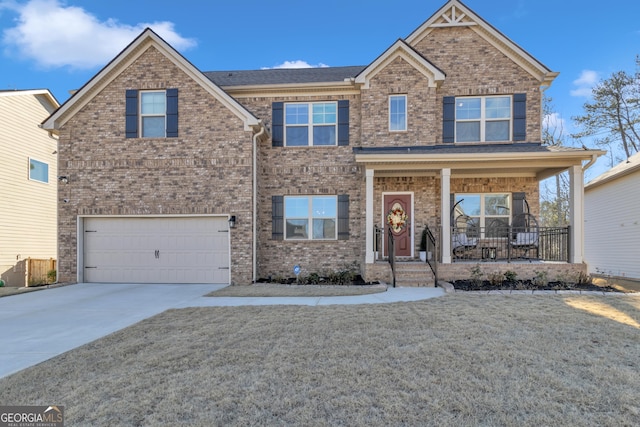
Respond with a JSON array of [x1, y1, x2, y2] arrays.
[[29, 158, 48, 183], [455, 96, 511, 142], [389, 95, 407, 131], [285, 102, 337, 146], [454, 194, 510, 237], [284, 196, 337, 240], [140, 91, 166, 137], [126, 89, 178, 138]]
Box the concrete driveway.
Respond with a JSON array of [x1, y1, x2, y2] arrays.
[[0, 282, 445, 379]]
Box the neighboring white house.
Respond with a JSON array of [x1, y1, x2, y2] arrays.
[[0, 89, 59, 286], [585, 151, 640, 280]]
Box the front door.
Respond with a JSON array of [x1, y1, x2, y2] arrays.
[[383, 193, 412, 257]]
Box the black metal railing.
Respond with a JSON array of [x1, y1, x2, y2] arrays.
[[423, 226, 438, 286], [451, 225, 569, 262], [388, 227, 396, 287]]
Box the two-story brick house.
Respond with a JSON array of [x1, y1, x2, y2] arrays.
[[43, 0, 602, 286]]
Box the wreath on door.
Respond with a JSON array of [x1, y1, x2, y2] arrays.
[[386, 202, 408, 234]]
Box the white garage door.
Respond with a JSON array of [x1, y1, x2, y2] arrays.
[[83, 217, 229, 284]]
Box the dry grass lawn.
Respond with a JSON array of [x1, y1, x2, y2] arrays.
[[1, 293, 639, 426]]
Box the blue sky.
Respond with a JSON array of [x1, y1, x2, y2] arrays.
[[1, 0, 639, 179]]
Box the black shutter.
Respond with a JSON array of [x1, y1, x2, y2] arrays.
[[125, 90, 138, 138], [272, 195, 284, 240], [443, 96, 455, 143], [512, 93, 526, 141], [337, 100, 349, 146], [512, 192, 526, 229], [166, 88, 178, 138], [272, 102, 284, 147], [337, 194, 349, 240]]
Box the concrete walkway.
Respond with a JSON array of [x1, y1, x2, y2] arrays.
[[0, 283, 445, 379]]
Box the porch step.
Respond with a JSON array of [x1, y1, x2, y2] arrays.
[[393, 261, 435, 287]]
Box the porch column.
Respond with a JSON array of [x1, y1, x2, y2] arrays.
[[365, 168, 375, 263], [441, 168, 452, 264], [569, 165, 584, 263]]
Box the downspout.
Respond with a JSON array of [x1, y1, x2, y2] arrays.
[[252, 124, 267, 283], [582, 152, 599, 172]]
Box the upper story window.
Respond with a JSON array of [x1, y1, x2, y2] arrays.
[[455, 96, 511, 142], [140, 91, 166, 137], [285, 102, 337, 146], [29, 158, 49, 183], [126, 89, 178, 139], [285, 195, 337, 240], [389, 95, 407, 131]]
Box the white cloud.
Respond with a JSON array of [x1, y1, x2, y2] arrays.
[[1, 0, 196, 69], [570, 70, 599, 97], [263, 60, 329, 69], [543, 112, 565, 132]]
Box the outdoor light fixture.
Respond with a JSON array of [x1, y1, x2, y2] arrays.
[[228, 215, 237, 229], [58, 175, 68, 184]]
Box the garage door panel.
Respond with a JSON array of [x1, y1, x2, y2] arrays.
[[83, 217, 229, 284]]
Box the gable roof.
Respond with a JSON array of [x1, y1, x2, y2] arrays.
[[42, 28, 261, 132], [405, 0, 558, 87], [354, 39, 446, 89], [585, 151, 640, 190], [0, 89, 59, 111]]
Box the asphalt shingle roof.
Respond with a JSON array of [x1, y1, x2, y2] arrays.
[[204, 66, 367, 87]]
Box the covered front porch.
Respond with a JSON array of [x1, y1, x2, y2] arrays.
[[354, 144, 604, 284]]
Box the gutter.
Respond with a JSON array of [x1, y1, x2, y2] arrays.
[[582, 152, 599, 172], [252, 124, 267, 283]]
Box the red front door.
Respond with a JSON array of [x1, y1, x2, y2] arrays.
[[383, 194, 412, 257]]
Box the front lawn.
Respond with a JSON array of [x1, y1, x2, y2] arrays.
[[1, 293, 638, 426]]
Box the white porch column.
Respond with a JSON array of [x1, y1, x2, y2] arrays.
[[365, 169, 375, 263], [569, 165, 584, 263], [441, 168, 452, 264]]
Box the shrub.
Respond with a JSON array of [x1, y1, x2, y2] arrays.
[[470, 264, 483, 286], [504, 270, 518, 283], [47, 269, 57, 283], [488, 271, 503, 286], [532, 270, 548, 287]]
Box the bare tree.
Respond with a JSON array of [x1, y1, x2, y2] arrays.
[[572, 56, 640, 164], [540, 95, 570, 226]]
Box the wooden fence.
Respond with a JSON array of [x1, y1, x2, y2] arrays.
[[26, 258, 57, 287]]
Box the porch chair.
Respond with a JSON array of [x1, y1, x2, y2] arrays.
[[452, 232, 478, 259], [510, 213, 539, 261]]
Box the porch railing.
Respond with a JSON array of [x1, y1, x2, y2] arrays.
[[451, 225, 569, 262], [423, 225, 438, 285]]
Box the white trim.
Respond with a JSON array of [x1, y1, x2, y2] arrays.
[[28, 157, 50, 184], [389, 94, 408, 132], [441, 168, 452, 264], [365, 169, 375, 263], [355, 40, 445, 90], [139, 90, 167, 138]]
